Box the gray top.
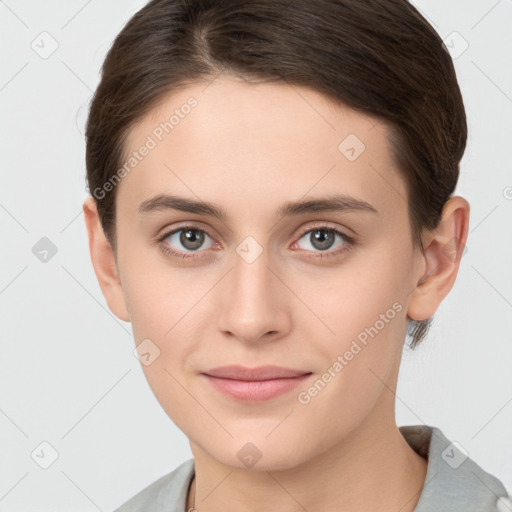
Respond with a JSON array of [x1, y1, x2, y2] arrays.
[[113, 424, 511, 512]]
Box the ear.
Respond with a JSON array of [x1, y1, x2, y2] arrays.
[[407, 196, 470, 322], [82, 196, 131, 322]]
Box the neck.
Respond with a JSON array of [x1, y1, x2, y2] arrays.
[[186, 412, 428, 512]]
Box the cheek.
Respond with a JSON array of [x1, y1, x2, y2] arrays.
[[291, 266, 406, 435], [120, 257, 204, 400], [297, 253, 408, 393], [123, 267, 204, 428], [299, 251, 406, 342], [121, 252, 205, 339]]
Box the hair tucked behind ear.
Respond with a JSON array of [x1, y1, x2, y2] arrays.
[[85, 0, 467, 350]]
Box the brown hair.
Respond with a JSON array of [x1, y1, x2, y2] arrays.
[[85, 0, 467, 349]]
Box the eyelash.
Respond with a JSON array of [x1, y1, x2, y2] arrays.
[[156, 224, 356, 261]]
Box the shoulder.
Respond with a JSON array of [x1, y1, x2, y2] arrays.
[[401, 424, 512, 512], [112, 458, 195, 512], [496, 496, 512, 512]]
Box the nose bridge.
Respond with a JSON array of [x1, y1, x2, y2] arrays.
[[217, 236, 288, 342], [231, 238, 275, 313]]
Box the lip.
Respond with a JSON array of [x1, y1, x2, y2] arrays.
[[203, 365, 311, 380], [201, 365, 313, 402]]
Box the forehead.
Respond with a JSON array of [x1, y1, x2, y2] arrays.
[[118, 76, 407, 222]]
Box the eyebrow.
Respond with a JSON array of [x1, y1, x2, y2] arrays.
[[138, 193, 379, 221]]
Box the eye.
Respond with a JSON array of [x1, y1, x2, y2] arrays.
[[158, 225, 216, 259], [292, 226, 355, 259], [156, 223, 356, 261]]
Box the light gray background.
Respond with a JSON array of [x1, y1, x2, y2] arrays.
[[1, 0, 511, 510]]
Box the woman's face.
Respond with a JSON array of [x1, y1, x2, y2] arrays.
[[111, 75, 426, 470]]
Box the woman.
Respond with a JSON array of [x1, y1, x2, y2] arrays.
[[82, 0, 511, 510]]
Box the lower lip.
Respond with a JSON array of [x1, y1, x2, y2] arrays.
[[202, 374, 312, 402]]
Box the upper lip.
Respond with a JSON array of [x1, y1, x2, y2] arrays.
[[202, 365, 311, 381]]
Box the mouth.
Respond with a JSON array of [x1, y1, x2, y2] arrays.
[[200, 365, 313, 402]]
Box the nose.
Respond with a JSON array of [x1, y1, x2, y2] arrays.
[[216, 243, 291, 345]]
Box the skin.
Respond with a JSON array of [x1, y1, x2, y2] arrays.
[[83, 75, 469, 512]]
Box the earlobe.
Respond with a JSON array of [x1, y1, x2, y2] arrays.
[[82, 197, 131, 322], [407, 196, 470, 322]]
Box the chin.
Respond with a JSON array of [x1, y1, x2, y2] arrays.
[[199, 435, 313, 473]]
